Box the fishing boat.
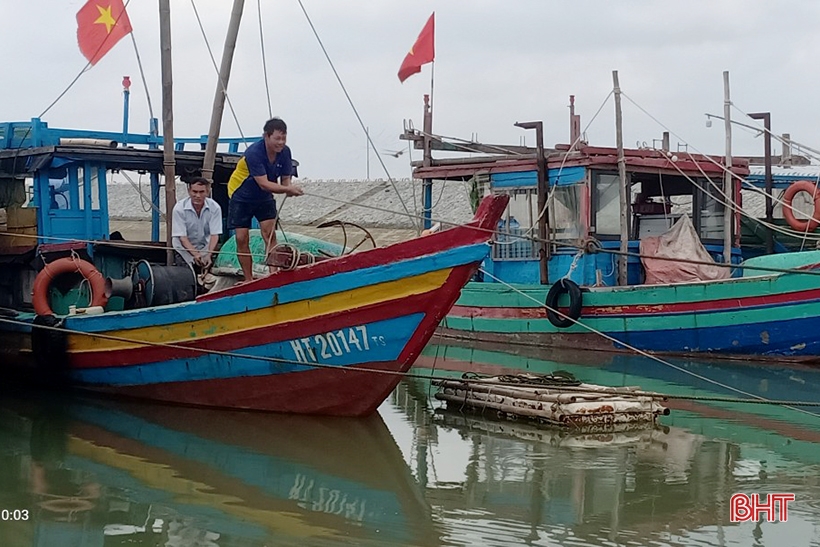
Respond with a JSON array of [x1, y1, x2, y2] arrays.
[[404, 88, 820, 362], [0, 121, 506, 415], [0, 1, 508, 415], [0, 392, 435, 545]]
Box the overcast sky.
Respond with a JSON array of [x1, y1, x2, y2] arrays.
[[3, 0, 820, 180]]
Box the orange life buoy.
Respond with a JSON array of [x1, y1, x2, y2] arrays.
[[32, 257, 108, 316], [782, 180, 820, 232]]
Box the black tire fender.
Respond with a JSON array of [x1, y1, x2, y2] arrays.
[[545, 279, 583, 328]]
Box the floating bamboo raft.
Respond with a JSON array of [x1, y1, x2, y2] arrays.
[[434, 373, 669, 429]]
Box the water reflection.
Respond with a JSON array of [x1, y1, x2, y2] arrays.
[[0, 392, 434, 547], [393, 341, 820, 546], [2, 341, 820, 546]]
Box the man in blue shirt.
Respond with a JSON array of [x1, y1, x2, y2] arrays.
[[227, 117, 303, 282]]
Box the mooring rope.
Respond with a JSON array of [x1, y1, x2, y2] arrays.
[[1, 315, 819, 418], [474, 268, 820, 419]]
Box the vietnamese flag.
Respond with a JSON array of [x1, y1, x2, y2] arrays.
[[398, 12, 435, 83], [77, 0, 133, 65]]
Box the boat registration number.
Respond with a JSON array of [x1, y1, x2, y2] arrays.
[[289, 325, 386, 364]]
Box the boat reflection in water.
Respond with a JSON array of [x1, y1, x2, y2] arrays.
[[391, 341, 820, 547], [0, 393, 434, 547]]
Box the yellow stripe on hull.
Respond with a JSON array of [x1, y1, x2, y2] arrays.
[[69, 267, 453, 352]]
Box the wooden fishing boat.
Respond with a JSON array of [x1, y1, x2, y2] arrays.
[[404, 91, 820, 362], [0, 124, 506, 417], [0, 0, 508, 414]]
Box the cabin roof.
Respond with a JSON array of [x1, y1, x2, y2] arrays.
[[748, 164, 820, 183], [413, 144, 750, 181], [0, 145, 241, 184]]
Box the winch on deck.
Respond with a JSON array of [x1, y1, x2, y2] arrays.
[[434, 372, 669, 429]]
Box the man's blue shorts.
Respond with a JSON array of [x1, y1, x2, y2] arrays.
[[227, 198, 277, 229]]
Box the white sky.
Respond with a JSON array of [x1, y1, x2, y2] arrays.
[[3, 0, 820, 180]]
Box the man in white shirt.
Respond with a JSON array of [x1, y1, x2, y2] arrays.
[[171, 177, 222, 269]]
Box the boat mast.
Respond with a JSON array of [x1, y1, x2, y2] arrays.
[[201, 0, 245, 181], [159, 0, 176, 265], [612, 70, 629, 286], [722, 71, 733, 264]]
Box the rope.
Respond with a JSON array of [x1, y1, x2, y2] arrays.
[[2, 315, 819, 416], [295, 0, 418, 231], [129, 32, 155, 121], [622, 91, 820, 245], [189, 0, 247, 144], [475, 267, 820, 419], [257, 0, 273, 118]]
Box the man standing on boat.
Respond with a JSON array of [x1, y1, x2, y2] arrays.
[[171, 177, 222, 270], [227, 117, 303, 282]]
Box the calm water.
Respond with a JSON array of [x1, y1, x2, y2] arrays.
[[2, 342, 820, 546]]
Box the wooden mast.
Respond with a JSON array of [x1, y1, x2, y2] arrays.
[[159, 0, 176, 265], [201, 0, 245, 181], [612, 70, 629, 286]]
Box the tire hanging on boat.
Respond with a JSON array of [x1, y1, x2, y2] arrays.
[[545, 278, 583, 328], [32, 257, 108, 316], [782, 180, 820, 232]]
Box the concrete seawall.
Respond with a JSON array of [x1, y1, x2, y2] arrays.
[[108, 178, 475, 230]]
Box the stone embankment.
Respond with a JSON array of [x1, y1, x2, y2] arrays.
[[107, 178, 475, 230]]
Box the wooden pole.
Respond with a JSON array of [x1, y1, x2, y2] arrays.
[[422, 94, 433, 231], [159, 0, 176, 265], [722, 71, 733, 265], [201, 0, 245, 181], [612, 71, 629, 286], [515, 121, 549, 284]]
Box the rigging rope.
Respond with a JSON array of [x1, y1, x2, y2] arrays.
[[189, 0, 247, 145], [257, 0, 273, 118], [294, 0, 419, 231], [2, 315, 818, 417], [473, 268, 820, 419], [129, 32, 155, 121]]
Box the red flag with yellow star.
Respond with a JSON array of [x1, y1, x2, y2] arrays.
[[76, 0, 132, 65], [398, 12, 435, 83]]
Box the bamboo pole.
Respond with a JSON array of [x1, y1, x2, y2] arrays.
[[159, 0, 176, 265], [613, 71, 629, 285], [201, 0, 245, 181]]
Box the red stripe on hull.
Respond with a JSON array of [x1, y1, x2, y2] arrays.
[[450, 286, 820, 319], [198, 195, 507, 302], [92, 359, 412, 417]]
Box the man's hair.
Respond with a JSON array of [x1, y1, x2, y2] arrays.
[[264, 117, 287, 135], [189, 176, 211, 187]]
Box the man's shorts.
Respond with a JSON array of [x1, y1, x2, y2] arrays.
[[227, 198, 277, 229]]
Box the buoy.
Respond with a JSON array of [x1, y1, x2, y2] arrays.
[[32, 257, 108, 316], [782, 180, 820, 232]]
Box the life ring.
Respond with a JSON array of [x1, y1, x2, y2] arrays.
[[545, 279, 583, 328], [782, 180, 820, 232], [32, 257, 108, 316]]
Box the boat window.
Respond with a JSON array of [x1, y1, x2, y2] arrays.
[[593, 172, 629, 238], [493, 188, 537, 260], [697, 183, 725, 241], [549, 184, 582, 242]]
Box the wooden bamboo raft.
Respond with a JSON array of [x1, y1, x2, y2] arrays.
[[433, 373, 669, 429]]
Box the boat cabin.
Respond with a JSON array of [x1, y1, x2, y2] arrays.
[[0, 118, 246, 313], [413, 142, 749, 287]]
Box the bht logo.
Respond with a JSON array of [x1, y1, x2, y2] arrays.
[[730, 493, 795, 522]]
